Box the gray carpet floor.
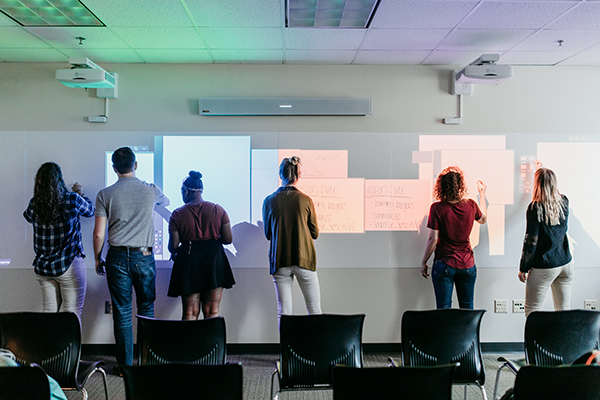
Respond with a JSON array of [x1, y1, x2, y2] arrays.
[[73, 352, 521, 399]]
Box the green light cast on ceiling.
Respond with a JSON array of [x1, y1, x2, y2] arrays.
[[286, 0, 380, 28], [0, 0, 103, 26]]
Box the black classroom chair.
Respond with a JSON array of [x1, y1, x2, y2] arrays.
[[333, 363, 457, 400], [137, 315, 226, 365], [0, 312, 109, 400], [271, 314, 366, 400], [399, 309, 488, 400]]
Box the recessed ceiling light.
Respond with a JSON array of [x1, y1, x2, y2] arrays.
[[0, 0, 103, 27], [286, 0, 380, 28]]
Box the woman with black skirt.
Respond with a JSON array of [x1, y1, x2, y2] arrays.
[[167, 171, 235, 320]]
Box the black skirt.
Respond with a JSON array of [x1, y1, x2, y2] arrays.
[[167, 240, 235, 297]]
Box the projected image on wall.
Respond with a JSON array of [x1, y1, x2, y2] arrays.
[[538, 142, 600, 262], [416, 135, 514, 256]]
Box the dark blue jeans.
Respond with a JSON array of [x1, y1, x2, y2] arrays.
[[106, 248, 156, 365], [431, 260, 477, 309]]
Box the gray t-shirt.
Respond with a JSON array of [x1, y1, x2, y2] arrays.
[[95, 177, 168, 248]]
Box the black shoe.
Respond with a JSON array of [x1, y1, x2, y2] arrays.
[[111, 364, 123, 377]]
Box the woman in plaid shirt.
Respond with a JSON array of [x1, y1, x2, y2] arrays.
[[23, 162, 95, 320]]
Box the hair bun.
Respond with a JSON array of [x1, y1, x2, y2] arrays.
[[189, 171, 202, 179]]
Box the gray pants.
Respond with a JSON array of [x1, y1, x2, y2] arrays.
[[36, 257, 87, 320], [525, 261, 574, 317], [273, 266, 322, 323]]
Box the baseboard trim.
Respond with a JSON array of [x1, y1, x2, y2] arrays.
[[82, 342, 524, 356]]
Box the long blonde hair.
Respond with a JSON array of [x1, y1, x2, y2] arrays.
[[532, 168, 566, 225]]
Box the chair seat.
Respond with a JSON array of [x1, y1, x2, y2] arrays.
[[76, 360, 106, 388]]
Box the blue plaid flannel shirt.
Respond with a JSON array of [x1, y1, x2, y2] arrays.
[[23, 192, 95, 276]]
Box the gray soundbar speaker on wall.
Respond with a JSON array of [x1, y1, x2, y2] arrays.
[[198, 97, 372, 116]]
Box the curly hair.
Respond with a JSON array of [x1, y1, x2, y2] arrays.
[[33, 162, 67, 225], [434, 166, 468, 203]]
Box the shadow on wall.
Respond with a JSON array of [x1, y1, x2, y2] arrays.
[[226, 221, 269, 268], [569, 210, 600, 267]]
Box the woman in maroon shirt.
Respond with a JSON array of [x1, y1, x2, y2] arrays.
[[167, 171, 235, 320], [421, 166, 487, 309]]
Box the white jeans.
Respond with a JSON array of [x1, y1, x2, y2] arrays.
[[525, 261, 574, 317], [36, 257, 87, 320], [273, 266, 322, 322]]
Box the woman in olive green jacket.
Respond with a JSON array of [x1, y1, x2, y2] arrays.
[[262, 156, 321, 323]]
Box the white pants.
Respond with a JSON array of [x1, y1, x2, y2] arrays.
[[525, 261, 574, 317], [273, 266, 322, 322], [36, 257, 87, 320]]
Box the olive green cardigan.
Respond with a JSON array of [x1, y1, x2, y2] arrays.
[[262, 186, 319, 274]]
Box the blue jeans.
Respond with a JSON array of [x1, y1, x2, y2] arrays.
[[431, 260, 477, 309], [106, 248, 156, 365]]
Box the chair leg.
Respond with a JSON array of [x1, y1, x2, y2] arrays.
[[270, 369, 277, 400], [464, 385, 468, 400], [479, 384, 488, 400], [493, 364, 505, 400], [97, 367, 110, 400], [81, 387, 88, 400], [492, 362, 517, 400]]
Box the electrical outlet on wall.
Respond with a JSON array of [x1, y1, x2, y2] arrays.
[[494, 299, 508, 313], [513, 300, 525, 313], [584, 300, 598, 310]]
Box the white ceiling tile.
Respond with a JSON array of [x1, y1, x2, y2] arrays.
[[459, 2, 576, 30], [438, 29, 535, 51], [59, 48, 144, 63], [0, 28, 51, 48], [211, 49, 283, 63], [201, 28, 282, 49], [370, 1, 479, 29], [354, 50, 430, 65], [82, 0, 193, 27], [26, 27, 129, 49], [558, 51, 600, 65], [499, 51, 576, 66], [362, 29, 451, 51], [285, 28, 365, 50], [546, 3, 600, 30], [285, 50, 356, 64], [423, 50, 493, 66], [0, 11, 18, 26], [136, 49, 213, 63], [185, 0, 282, 27], [0, 48, 66, 62], [511, 30, 600, 52], [0, 0, 599, 65], [112, 27, 205, 49]]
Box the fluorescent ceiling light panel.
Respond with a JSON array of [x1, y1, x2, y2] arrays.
[[0, 0, 103, 26], [287, 0, 380, 28]]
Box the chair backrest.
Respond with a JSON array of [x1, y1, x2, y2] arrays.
[[333, 364, 456, 400], [514, 365, 600, 400], [137, 315, 226, 365], [0, 366, 51, 400], [401, 309, 486, 385], [525, 310, 600, 366], [0, 312, 81, 388], [121, 363, 243, 400], [279, 314, 365, 389]]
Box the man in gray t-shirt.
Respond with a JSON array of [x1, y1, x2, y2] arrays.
[[93, 147, 169, 372]]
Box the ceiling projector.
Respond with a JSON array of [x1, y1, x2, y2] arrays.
[[455, 54, 512, 84], [55, 57, 116, 88]]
